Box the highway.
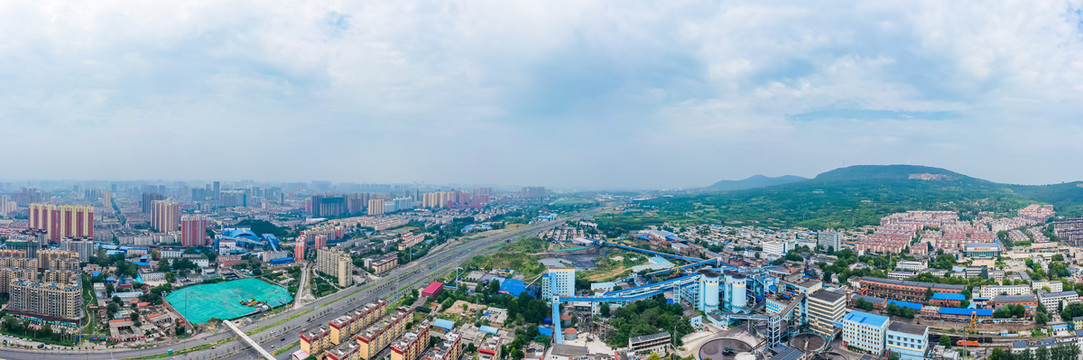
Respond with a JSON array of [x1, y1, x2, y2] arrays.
[[0, 206, 609, 360]]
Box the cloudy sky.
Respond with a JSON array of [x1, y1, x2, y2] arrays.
[[2, 1, 1083, 190]]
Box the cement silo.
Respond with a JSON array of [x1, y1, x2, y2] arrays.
[[699, 270, 720, 311]]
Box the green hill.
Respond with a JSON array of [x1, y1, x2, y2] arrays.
[[596, 165, 1083, 233], [703, 174, 808, 191]]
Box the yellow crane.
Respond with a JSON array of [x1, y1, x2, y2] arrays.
[[957, 310, 979, 352]]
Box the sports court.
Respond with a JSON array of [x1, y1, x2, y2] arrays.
[[165, 278, 293, 324]]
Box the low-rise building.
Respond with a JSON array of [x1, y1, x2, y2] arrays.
[[895, 260, 928, 272], [993, 294, 1039, 313], [371, 255, 398, 276], [1033, 281, 1065, 293], [886, 322, 928, 360], [1038, 291, 1080, 311], [390, 322, 431, 360], [979, 285, 1031, 299], [425, 332, 462, 360], [841, 310, 889, 354], [629, 331, 670, 355], [356, 308, 413, 359]]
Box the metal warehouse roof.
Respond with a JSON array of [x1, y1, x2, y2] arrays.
[[931, 293, 966, 301], [887, 300, 922, 310], [939, 307, 993, 316]]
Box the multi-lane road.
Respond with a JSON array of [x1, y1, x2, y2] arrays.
[[0, 206, 609, 360]]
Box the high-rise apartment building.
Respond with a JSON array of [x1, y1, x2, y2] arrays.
[[28, 203, 55, 234], [8, 279, 83, 322], [58, 205, 94, 241], [141, 192, 165, 214], [0, 195, 10, 217], [368, 199, 386, 216], [151, 200, 180, 232], [29, 204, 93, 242], [817, 231, 842, 252], [181, 214, 208, 247], [38, 250, 79, 272], [59, 239, 95, 262], [295, 240, 306, 262], [317, 248, 354, 287]]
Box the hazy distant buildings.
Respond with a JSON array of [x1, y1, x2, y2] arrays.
[[181, 214, 208, 247], [0, 195, 11, 217], [151, 200, 180, 232], [368, 199, 386, 216], [218, 189, 247, 207], [141, 192, 165, 214], [310, 195, 348, 217], [521, 186, 547, 199]]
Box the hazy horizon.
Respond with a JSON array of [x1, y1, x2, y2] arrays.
[[4, 2, 1083, 189]]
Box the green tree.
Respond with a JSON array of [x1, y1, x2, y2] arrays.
[[1036, 311, 1049, 325], [600, 303, 611, 318], [939, 335, 951, 348], [1036, 346, 1049, 360], [925, 287, 934, 300], [856, 298, 874, 311]]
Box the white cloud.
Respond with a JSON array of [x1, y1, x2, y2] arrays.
[[0, 1, 1082, 188]]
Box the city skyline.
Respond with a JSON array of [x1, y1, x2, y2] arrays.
[[3, 2, 1083, 189]]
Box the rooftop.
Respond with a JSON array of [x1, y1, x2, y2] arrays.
[[996, 294, 1038, 302], [550, 344, 589, 357], [931, 293, 966, 301], [629, 331, 671, 344], [851, 294, 886, 304], [1040, 291, 1079, 298], [770, 347, 804, 360], [809, 290, 844, 303], [939, 307, 993, 316], [860, 276, 966, 290], [844, 310, 889, 328], [887, 321, 927, 336]]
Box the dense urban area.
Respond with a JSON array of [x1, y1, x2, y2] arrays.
[[1, 166, 1083, 360]]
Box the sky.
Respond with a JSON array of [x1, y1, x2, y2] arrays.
[[2, 1, 1083, 190]]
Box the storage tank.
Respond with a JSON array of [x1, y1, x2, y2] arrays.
[[730, 274, 748, 310], [699, 270, 720, 311], [564, 328, 578, 341], [560, 314, 572, 327]]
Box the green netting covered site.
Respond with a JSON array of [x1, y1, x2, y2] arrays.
[[165, 278, 293, 324]]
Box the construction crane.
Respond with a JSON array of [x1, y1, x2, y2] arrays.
[[956, 310, 979, 351]]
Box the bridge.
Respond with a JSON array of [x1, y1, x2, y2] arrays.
[[223, 319, 275, 360]]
